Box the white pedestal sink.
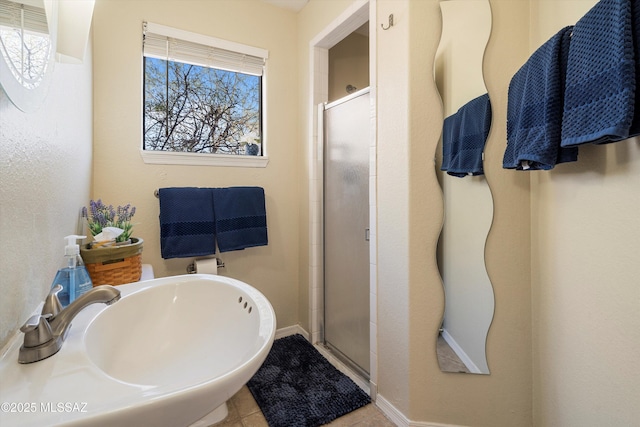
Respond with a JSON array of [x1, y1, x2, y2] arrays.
[[0, 274, 276, 427]]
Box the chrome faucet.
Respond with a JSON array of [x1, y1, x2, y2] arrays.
[[18, 284, 121, 364]]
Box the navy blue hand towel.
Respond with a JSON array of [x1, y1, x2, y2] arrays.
[[504, 26, 578, 170], [441, 93, 492, 177], [212, 187, 268, 252], [158, 187, 216, 259], [561, 0, 636, 147]]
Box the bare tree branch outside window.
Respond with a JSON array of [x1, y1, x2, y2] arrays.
[[143, 57, 262, 155], [0, 27, 51, 89]]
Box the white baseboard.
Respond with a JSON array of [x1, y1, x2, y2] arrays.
[[376, 394, 468, 427], [375, 394, 410, 426], [275, 324, 308, 340], [440, 329, 481, 374]]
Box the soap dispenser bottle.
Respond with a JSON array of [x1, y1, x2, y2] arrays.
[[51, 235, 93, 307]]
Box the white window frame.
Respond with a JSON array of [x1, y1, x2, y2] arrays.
[[140, 22, 269, 168]]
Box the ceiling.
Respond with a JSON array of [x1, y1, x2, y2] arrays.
[[261, 0, 309, 12]]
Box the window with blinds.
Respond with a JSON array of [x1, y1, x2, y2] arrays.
[[142, 22, 268, 158]]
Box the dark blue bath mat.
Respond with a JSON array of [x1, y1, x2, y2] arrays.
[[247, 334, 371, 427]]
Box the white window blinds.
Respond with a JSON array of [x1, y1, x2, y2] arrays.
[[143, 22, 267, 77], [0, 0, 48, 34]]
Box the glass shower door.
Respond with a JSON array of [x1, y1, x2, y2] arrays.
[[323, 88, 370, 377]]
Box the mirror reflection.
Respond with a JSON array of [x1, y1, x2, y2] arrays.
[[434, 0, 494, 374], [0, 0, 54, 112]]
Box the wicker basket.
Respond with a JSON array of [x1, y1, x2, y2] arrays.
[[80, 237, 144, 286]]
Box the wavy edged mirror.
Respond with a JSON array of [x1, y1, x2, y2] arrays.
[[434, 0, 494, 374]]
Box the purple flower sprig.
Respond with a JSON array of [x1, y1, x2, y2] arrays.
[[82, 199, 137, 243]]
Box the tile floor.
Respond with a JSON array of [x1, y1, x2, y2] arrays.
[[212, 385, 396, 427], [436, 334, 470, 373]]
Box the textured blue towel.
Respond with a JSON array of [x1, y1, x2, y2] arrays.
[[628, 0, 640, 137], [441, 93, 492, 177], [159, 187, 216, 259], [212, 187, 268, 252], [561, 0, 635, 146], [504, 26, 578, 170]]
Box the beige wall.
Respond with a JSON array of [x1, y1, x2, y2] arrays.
[[530, 1, 640, 425], [328, 31, 369, 102], [376, 0, 414, 413], [0, 49, 93, 347], [92, 0, 300, 330]]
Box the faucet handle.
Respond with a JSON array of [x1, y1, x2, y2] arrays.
[[20, 314, 54, 348], [42, 285, 63, 318]]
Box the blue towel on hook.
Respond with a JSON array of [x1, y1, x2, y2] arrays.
[[212, 187, 268, 252], [158, 187, 216, 259], [504, 26, 578, 170], [441, 93, 492, 177], [561, 0, 636, 147]]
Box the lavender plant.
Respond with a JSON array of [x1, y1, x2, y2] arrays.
[[82, 199, 136, 243]]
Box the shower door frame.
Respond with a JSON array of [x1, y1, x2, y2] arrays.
[[306, 0, 377, 396]]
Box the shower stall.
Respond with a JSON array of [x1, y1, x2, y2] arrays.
[[322, 88, 370, 378]]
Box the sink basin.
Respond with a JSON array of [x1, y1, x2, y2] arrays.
[[0, 274, 276, 427], [85, 278, 271, 387]]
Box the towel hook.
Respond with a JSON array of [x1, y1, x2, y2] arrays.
[[381, 14, 394, 30]]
